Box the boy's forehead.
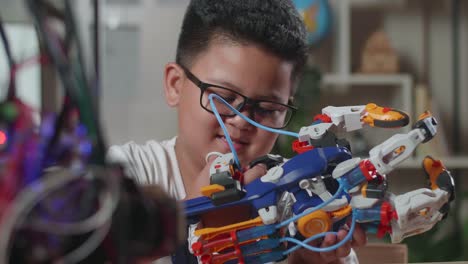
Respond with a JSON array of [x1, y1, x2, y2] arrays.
[[192, 42, 295, 99]]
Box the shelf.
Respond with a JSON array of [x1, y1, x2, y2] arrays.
[[323, 73, 411, 85], [398, 156, 468, 169], [350, 0, 407, 9]]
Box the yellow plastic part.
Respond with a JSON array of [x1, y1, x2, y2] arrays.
[[423, 156, 445, 190], [417, 110, 432, 121], [297, 210, 332, 238], [195, 216, 264, 240], [200, 184, 225, 197], [362, 103, 408, 127], [361, 183, 368, 198], [331, 205, 352, 219]]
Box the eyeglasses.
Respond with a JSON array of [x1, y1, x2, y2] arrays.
[[180, 65, 297, 129]]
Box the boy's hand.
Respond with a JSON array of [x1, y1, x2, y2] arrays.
[[288, 222, 367, 263], [243, 163, 268, 184]]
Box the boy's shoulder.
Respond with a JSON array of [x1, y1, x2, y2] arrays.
[[106, 137, 182, 189], [107, 137, 177, 162]]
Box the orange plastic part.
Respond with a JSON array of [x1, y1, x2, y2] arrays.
[[195, 216, 264, 240], [330, 205, 352, 219], [201, 184, 225, 197], [362, 103, 409, 128], [297, 210, 332, 238], [423, 156, 445, 190]]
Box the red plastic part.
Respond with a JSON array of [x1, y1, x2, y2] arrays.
[[380, 201, 398, 226], [359, 160, 376, 181], [292, 139, 314, 154], [201, 254, 212, 264], [192, 241, 203, 255], [233, 170, 244, 185], [313, 114, 332, 123], [432, 160, 442, 168], [376, 223, 392, 238]]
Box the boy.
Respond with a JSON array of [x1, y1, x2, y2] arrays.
[[108, 0, 366, 263]]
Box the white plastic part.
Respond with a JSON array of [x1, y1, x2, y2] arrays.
[[208, 152, 234, 175], [258, 206, 278, 225], [332, 157, 362, 179], [260, 166, 284, 183], [298, 123, 333, 141], [390, 188, 450, 243], [187, 222, 201, 254], [299, 177, 348, 212], [322, 105, 366, 131], [350, 194, 380, 210], [369, 129, 425, 175]]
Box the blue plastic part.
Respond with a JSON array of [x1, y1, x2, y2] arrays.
[[354, 203, 384, 222], [337, 165, 367, 191], [185, 147, 351, 217], [292, 188, 324, 215], [240, 238, 281, 255], [237, 224, 277, 242], [243, 249, 285, 264], [360, 222, 379, 235]]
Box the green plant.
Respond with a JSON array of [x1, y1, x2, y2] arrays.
[[272, 65, 322, 157]]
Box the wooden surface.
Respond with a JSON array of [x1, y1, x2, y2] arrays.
[[354, 243, 408, 264]]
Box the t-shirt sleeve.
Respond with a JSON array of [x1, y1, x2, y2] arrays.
[[106, 142, 156, 185]]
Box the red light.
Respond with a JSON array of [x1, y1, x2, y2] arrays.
[[0, 130, 7, 145]]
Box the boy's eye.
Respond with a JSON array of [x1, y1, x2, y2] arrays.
[[255, 103, 287, 116], [206, 87, 239, 103], [256, 108, 279, 116]]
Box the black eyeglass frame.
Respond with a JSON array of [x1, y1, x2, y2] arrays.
[[179, 64, 297, 129]]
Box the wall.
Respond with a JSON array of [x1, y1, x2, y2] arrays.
[[75, 0, 189, 145]]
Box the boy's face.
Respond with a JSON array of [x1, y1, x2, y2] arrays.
[[169, 41, 294, 168]]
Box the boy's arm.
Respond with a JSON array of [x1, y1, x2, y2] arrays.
[[287, 224, 367, 264]]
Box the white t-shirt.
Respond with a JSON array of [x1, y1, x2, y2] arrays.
[[107, 137, 184, 264], [107, 136, 359, 264]]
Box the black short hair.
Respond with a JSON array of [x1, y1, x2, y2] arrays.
[[176, 0, 308, 88]]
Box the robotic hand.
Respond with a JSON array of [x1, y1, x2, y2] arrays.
[[391, 157, 454, 243], [184, 104, 455, 264], [332, 112, 454, 243]]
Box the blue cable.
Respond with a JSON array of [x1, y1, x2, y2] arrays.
[[208, 94, 300, 138], [208, 94, 242, 168], [281, 211, 357, 254], [208, 94, 300, 168], [275, 184, 345, 229]]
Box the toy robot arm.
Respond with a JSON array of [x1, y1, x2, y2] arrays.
[[390, 188, 448, 243], [298, 104, 410, 150], [389, 156, 455, 243], [369, 113, 437, 175]]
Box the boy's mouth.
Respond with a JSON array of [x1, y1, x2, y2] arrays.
[[217, 135, 248, 152]]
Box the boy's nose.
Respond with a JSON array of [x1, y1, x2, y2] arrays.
[[226, 108, 254, 130]]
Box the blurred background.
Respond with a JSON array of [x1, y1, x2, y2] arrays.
[[0, 0, 467, 262]]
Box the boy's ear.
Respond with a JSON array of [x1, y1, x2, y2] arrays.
[[163, 62, 184, 107]]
